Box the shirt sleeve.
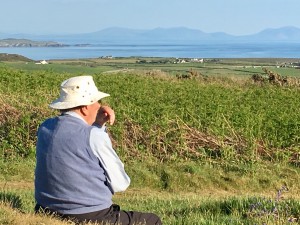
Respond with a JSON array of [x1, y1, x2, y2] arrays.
[[89, 126, 131, 193]]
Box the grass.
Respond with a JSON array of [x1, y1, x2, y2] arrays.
[[1, 185, 300, 224], [1, 57, 300, 224]]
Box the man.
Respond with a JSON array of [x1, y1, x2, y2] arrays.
[[34, 75, 162, 225]]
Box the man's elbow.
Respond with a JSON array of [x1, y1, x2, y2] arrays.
[[113, 179, 131, 192]]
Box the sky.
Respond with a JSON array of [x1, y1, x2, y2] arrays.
[[1, 0, 300, 36]]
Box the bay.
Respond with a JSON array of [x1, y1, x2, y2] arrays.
[[1, 42, 300, 60]]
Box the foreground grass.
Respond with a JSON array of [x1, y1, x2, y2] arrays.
[[1, 184, 300, 224], [1, 157, 300, 224]]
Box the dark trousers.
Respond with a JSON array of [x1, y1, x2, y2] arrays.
[[35, 204, 162, 225]]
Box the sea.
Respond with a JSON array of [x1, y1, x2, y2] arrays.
[[1, 42, 300, 60]]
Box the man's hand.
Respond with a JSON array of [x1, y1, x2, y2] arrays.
[[95, 106, 115, 127]]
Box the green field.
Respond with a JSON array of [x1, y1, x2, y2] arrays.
[[1, 56, 300, 224], [2, 57, 300, 77]]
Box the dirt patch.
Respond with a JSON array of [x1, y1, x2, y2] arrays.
[[0, 181, 33, 190]]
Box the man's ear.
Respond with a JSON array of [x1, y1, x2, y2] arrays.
[[80, 105, 89, 116]]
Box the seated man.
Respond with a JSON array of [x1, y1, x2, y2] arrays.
[[34, 75, 162, 225]]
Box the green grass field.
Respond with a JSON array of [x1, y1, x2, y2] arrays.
[[1, 57, 300, 224]]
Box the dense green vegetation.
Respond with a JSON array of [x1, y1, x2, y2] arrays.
[[0, 58, 300, 224]]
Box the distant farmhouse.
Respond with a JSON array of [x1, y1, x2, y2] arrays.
[[174, 58, 204, 64], [35, 60, 48, 65]]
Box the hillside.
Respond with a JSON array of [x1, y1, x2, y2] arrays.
[[0, 53, 33, 62], [1, 61, 300, 224]]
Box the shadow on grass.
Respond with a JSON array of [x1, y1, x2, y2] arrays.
[[0, 191, 23, 210]]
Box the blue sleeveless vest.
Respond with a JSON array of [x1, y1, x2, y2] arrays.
[[35, 114, 113, 214]]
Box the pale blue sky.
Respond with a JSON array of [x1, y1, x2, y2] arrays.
[[1, 0, 299, 35]]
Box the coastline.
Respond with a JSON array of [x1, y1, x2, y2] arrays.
[[1, 42, 300, 60]]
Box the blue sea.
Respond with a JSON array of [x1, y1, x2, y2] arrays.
[[1, 42, 300, 60]]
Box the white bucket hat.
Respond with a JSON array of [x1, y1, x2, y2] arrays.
[[49, 75, 110, 110]]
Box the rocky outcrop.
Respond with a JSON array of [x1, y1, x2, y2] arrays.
[[0, 38, 68, 47]]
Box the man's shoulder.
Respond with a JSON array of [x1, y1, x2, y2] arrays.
[[40, 116, 58, 126]]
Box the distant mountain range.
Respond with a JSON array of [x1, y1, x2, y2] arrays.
[[0, 26, 300, 46]]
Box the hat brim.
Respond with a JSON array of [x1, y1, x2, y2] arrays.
[[49, 91, 110, 110]]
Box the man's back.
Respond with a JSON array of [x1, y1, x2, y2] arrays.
[[35, 114, 112, 214]]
